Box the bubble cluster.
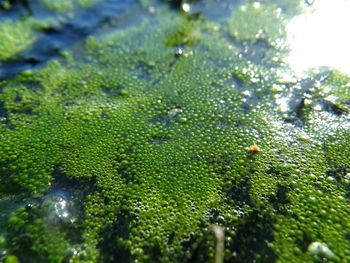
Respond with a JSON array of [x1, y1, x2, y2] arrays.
[[0, 1, 349, 262]]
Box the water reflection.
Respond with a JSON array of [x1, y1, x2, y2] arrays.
[[42, 191, 76, 224], [285, 0, 350, 76]]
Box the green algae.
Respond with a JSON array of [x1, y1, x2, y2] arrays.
[[0, 19, 37, 61], [41, 0, 74, 13], [7, 207, 70, 262], [258, 0, 303, 18], [40, 0, 99, 13], [165, 14, 203, 47], [322, 70, 350, 114], [228, 2, 286, 48], [0, 1, 350, 263]]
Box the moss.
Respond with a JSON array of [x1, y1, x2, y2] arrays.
[[4, 255, 19, 263], [0, 19, 37, 61], [165, 15, 203, 47], [40, 0, 98, 13], [6, 206, 71, 263], [77, 0, 99, 8], [257, 0, 304, 18], [0, 1, 350, 262], [228, 2, 286, 48], [0, 1, 11, 10], [323, 70, 350, 111], [41, 0, 74, 12]]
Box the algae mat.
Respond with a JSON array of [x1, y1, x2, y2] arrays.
[[0, 0, 350, 262]]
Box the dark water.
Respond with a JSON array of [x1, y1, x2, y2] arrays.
[[0, 0, 142, 79]]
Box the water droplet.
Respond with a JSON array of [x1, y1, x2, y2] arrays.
[[168, 108, 182, 117], [175, 48, 183, 57], [181, 3, 191, 12], [308, 242, 335, 259]]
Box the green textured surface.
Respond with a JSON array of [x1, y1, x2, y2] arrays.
[[228, 2, 286, 47], [0, 19, 37, 61], [0, 1, 350, 262], [40, 0, 99, 13]]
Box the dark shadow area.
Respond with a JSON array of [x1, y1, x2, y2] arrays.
[[325, 165, 348, 184], [98, 208, 132, 263], [185, 234, 215, 263], [231, 210, 277, 263], [295, 231, 313, 253], [0, 0, 32, 16], [226, 176, 254, 206], [269, 183, 292, 216]]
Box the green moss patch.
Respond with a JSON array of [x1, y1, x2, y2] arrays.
[[0, 1, 349, 262], [0, 19, 37, 61]]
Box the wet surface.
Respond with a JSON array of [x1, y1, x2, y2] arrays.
[[0, 0, 350, 262], [0, 0, 142, 79]]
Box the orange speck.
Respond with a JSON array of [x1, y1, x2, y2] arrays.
[[247, 144, 260, 153]]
